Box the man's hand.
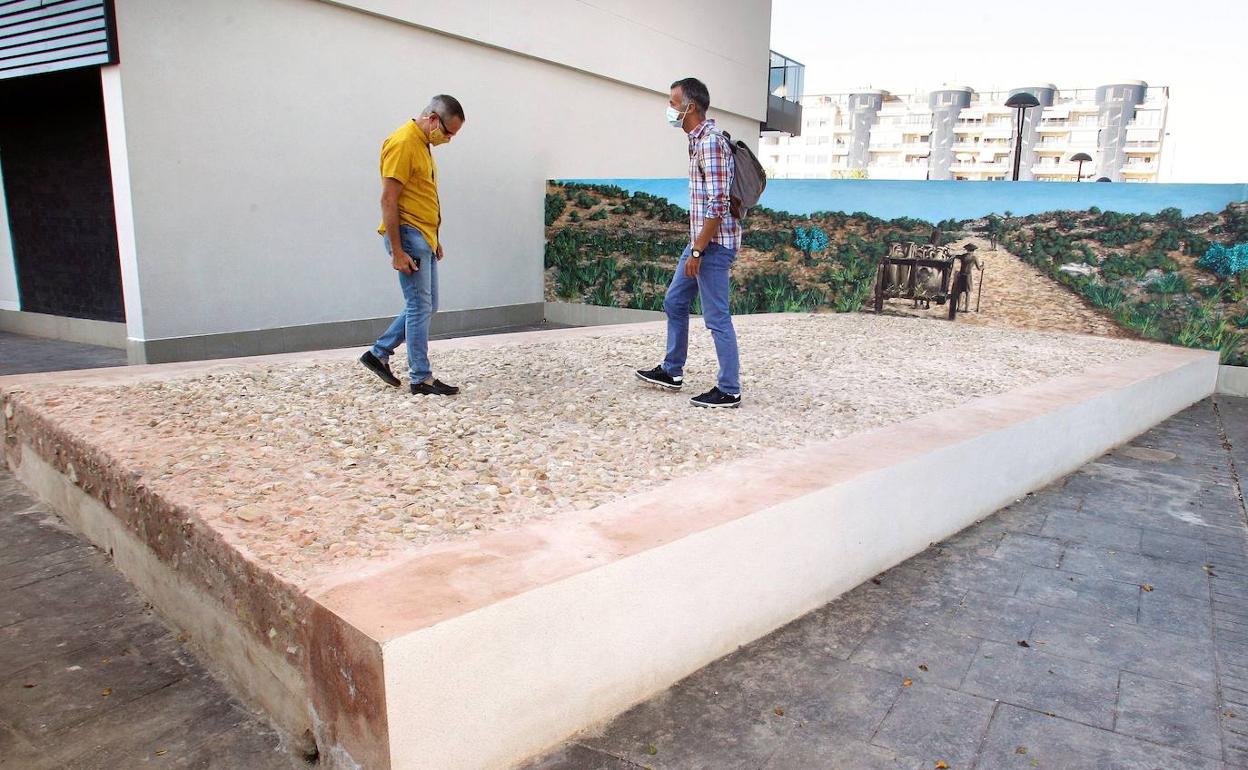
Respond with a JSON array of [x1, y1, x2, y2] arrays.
[[436, 244, 445, 262], [684, 252, 702, 279], [392, 249, 418, 274]]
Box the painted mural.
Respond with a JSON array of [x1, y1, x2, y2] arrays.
[[545, 179, 1248, 365]]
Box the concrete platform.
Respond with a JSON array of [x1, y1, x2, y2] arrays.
[[0, 314, 1218, 769]]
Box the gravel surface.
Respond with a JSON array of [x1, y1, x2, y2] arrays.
[[6, 314, 1148, 582]]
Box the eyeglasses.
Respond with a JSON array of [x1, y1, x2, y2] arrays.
[[434, 113, 458, 137]]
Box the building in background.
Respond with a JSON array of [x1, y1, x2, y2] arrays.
[[0, 0, 773, 363], [762, 81, 1167, 183]]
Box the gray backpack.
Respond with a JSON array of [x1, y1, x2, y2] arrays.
[[708, 129, 768, 219]]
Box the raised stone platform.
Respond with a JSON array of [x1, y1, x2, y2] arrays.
[[0, 314, 1218, 769]]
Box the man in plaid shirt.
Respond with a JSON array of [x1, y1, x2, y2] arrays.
[[635, 77, 743, 408]]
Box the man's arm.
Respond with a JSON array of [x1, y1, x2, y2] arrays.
[[381, 178, 418, 273]]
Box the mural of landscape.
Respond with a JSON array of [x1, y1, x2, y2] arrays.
[[545, 179, 1248, 365]]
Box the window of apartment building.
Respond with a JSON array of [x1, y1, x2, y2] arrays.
[[817, 136, 830, 144], [816, 155, 828, 164]]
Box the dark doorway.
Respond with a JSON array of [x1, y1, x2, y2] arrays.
[[0, 67, 124, 322]]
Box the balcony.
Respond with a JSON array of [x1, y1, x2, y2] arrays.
[[1032, 163, 1080, 176], [869, 165, 929, 181], [951, 161, 1009, 172], [763, 50, 804, 135]]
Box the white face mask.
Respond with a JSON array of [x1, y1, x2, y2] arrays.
[[666, 104, 688, 128]]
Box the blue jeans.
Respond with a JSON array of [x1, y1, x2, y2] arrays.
[[372, 225, 438, 382], [662, 243, 740, 395]]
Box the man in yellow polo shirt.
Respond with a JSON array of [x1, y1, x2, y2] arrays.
[[359, 95, 465, 396]]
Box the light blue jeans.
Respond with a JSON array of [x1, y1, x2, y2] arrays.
[[662, 242, 740, 395], [372, 225, 438, 383]]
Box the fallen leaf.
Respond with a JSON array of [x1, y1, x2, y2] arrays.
[[1016, 746, 1028, 754], [646, 745, 657, 756], [101, 688, 112, 697], [1017, 640, 1031, 648], [1030, 760, 1040, 768], [22, 683, 36, 689], [1141, 584, 1154, 592], [936, 761, 950, 769], [903, 679, 913, 687], [774, 707, 784, 716], [919, 664, 929, 672], [871, 577, 882, 585], [155, 750, 167, 757]]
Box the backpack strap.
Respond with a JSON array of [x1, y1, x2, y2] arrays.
[[696, 127, 737, 175]]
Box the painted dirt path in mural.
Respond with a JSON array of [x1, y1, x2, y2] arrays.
[[881, 236, 1130, 338]]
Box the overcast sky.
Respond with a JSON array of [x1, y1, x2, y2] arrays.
[[769, 0, 1247, 183]]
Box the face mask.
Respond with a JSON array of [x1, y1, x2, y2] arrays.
[[666, 105, 688, 128], [429, 124, 451, 146]]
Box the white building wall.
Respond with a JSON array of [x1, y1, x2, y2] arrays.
[[110, 0, 769, 343]]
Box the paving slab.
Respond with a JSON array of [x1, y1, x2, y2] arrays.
[[977, 704, 1223, 770], [0, 447, 305, 770]]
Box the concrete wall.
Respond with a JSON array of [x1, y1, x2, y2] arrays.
[[0, 150, 16, 312], [321, 0, 768, 122], [108, 0, 769, 348], [1218, 365, 1248, 398]]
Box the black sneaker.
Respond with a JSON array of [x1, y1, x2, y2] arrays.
[[411, 378, 460, 396], [635, 366, 684, 391], [690, 387, 741, 409], [360, 351, 400, 387]]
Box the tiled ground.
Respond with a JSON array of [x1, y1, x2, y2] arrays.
[[0, 332, 126, 375], [525, 397, 1248, 770], [0, 469, 308, 769]]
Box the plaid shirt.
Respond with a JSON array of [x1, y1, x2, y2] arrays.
[[687, 119, 741, 251]]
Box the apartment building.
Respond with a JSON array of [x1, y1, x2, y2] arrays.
[[762, 81, 1168, 183]]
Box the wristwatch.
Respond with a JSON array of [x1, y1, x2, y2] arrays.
[[690, 249, 703, 259]]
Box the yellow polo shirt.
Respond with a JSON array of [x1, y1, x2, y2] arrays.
[[377, 120, 440, 251]]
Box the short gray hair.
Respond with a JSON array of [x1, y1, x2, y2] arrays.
[[670, 78, 709, 114], [423, 94, 465, 121]]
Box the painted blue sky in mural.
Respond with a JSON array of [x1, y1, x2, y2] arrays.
[[563, 179, 1248, 222]]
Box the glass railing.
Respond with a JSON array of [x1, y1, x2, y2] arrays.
[[769, 50, 805, 103]]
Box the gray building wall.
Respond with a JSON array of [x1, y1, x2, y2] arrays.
[[847, 91, 884, 170], [928, 88, 973, 181], [1096, 82, 1148, 182]]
